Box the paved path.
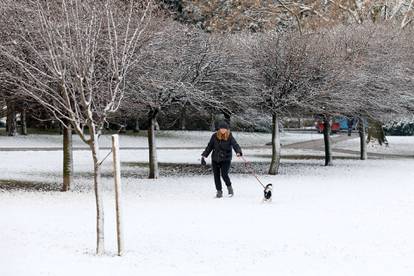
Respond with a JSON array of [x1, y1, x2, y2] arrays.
[[284, 134, 354, 150], [1, 134, 413, 159], [284, 134, 414, 159]]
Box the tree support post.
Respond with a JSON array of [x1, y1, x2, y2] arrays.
[[112, 134, 124, 256]]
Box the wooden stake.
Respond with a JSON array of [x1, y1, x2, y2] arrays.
[[112, 134, 124, 256]]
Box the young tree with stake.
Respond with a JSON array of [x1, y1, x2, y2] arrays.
[[1, 0, 155, 255]]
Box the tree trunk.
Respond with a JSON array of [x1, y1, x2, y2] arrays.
[[133, 118, 140, 133], [90, 137, 105, 255], [269, 113, 281, 175], [358, 118, 367, 160], [62, 123, 73, 192], [148, 112, 159, 179], [323, 116, 333, 166], [210, 113, 216, 131], [21, 108, 27, 135], [6, 101, 17, 136], [119, 120, 127, 134], [180, 105, 187, 130]]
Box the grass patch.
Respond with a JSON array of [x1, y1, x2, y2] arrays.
[[122, 161, 273, 175], [251, 154, 362, 160], [0, 179, 61, 192]]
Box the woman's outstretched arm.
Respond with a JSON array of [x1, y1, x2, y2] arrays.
[[231, 135, 242, 156], [201, 134, 215, 158]]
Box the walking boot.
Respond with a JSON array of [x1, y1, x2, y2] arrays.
[[227, 185, 234, 197]]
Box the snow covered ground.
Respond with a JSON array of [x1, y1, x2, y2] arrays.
[[0, 130, 323, 148], [0, 131, 346, 188], [2, 159, 414, 276], [334, 135, 414, 156], [1, 132, 414, 276]]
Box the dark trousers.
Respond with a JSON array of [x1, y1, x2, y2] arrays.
[[212, 160, 231, 191]]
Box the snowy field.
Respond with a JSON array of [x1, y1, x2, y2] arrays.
[[334, 135, 414, 156], [0, 130, 323, 148], [1, 132, 414, 276], [0, 131, 344, 187]]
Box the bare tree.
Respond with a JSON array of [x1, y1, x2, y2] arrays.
[[204, 34, 256, 128], [299, 25, 375, 165], [1, 0, 155, 255], [245, 31, 324, 173], [125, 22, 248, 178], [317, 23, 412, 161]]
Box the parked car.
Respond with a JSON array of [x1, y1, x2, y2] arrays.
[[314, 115, 340, 133]]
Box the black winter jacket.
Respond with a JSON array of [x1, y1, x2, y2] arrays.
[[202, 133, 242, 162]]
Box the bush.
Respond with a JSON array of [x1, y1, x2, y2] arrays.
[[384, 120, 414, 136]]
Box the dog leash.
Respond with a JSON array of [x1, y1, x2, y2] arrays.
[[238, 155, 266, 189]]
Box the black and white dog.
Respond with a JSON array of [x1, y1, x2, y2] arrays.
[[263, 183, 273, 202]]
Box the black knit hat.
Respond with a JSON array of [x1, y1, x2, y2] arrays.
[[217, 121, 229, 130]]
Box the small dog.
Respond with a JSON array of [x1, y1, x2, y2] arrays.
[[263, 184, 273, 202]]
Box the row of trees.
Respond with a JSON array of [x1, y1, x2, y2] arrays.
[[1, 0, 414, 255], [163, 0, 414, 32]]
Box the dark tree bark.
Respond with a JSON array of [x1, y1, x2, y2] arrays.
[[21, 107, 28, 135], [210, 113, 216, 131], [180, 104, 187, 130], [347, 118, 353, 136], [6, 101, 17, 136], [323, 116, 333, 166], [297, 116, 302, 128], [62, 122, 73, 191], [148, 109, 159, 179], [358, 117, 367, 160], [134, 118, 140, 133], [269, 113, 281, 175]]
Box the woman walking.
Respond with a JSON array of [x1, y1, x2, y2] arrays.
[[201, 121, 243, 198]]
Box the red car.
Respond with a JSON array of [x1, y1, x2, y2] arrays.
[[315, 119, 340, 133]]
